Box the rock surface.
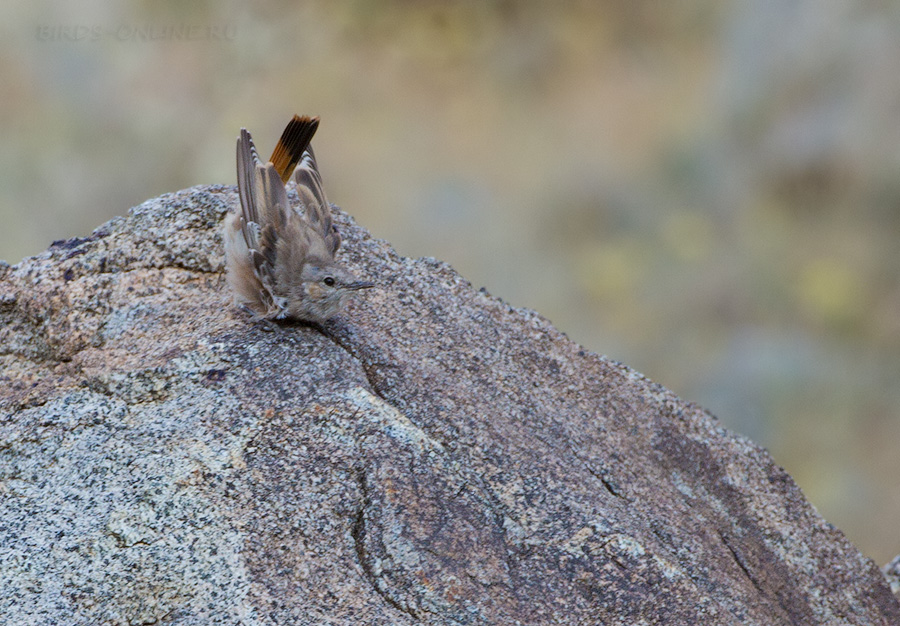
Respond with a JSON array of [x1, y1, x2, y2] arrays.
[[1, 185, 898, 625], [885, 555, 900, 603]]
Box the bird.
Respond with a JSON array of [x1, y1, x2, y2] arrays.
[[225, 115, 373, 323]]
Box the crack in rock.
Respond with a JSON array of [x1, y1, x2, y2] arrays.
[[351, 467, 419, 621]]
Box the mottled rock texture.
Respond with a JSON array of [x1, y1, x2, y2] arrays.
[[885, 555, 900, 603], [1, 185, 898, 625]]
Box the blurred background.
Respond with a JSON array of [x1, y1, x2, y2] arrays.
[[1, 1, 898, 565]]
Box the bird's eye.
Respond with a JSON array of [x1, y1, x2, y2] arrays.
[[323, 276, 335, 286]]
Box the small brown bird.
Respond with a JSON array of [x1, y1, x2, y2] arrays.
[[225, 115, 373, 322]]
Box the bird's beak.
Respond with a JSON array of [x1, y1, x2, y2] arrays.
[[347, 280, 375, 291]]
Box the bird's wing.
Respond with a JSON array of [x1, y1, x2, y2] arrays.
[[236, 127, 303, 303], [293, 145, 341, 256]]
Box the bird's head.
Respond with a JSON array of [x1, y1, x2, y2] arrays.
[[287, 261, 373, 322]]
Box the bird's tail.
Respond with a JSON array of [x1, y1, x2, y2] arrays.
[[268, 114, 320, 183]]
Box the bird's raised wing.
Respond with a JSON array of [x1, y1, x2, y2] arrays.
[[293, 145, 341, 257], [236, 127, 299, 307]]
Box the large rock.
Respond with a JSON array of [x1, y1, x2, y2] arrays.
[[1, 185, 897, 625]]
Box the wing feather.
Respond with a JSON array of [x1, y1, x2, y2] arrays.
[[236, 127, 303, 310], [293, 146, 341, 255]]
